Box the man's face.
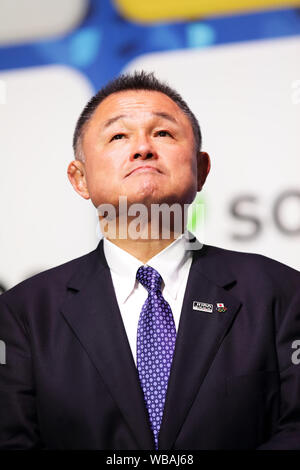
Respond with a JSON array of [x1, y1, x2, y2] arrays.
[[71, 90, 209, 210]]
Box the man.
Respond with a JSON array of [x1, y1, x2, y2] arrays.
[[0, 71, 300, 450]]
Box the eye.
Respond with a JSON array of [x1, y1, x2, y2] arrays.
[[156, 130, 172, 137], [110, 133, 125, 141]]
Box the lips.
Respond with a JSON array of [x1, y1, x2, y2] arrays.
[[126, 165, 161, 177]]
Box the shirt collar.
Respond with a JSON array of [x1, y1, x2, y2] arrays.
[[103, 230, 193, 304]]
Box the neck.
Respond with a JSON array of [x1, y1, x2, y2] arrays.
[[104, 235, 180, 264], [99, 216, 185, 264]]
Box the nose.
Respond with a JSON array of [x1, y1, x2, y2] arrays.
[[130, 133, 157, 161], [133, 152, 153, 160]]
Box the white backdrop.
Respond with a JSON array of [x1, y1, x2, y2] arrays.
[[0, 65, 97, 290]]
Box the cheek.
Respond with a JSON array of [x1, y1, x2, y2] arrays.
[[172, 149, 196, 176], [85, 150, 121, 186]]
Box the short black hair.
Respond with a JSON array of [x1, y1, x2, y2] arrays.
[[73, 70, 202, 160]]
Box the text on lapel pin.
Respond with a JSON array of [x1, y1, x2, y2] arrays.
[[192, 301, 213, 313]]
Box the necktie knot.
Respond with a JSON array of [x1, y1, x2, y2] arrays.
[[136, 265, 162, 294]]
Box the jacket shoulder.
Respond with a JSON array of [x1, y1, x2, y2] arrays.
[[202, 243, 300, 292], [0, 245, 100, 307]]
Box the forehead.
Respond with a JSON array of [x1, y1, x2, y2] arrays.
[[89, 89, 190, 126]]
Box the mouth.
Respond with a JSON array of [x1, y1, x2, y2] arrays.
[[125, 165, 162, 177]]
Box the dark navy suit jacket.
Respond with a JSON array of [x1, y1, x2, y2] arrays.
[[0, 238, 300, 449]]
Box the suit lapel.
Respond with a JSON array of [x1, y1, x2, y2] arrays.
[[60, 240, 155, 450], [60, 239, 242, 451], [158, 244, 242, 449]]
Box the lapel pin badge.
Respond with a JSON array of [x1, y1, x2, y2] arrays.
[[216, 302, 227, 312], [193, 301, 213, 313]]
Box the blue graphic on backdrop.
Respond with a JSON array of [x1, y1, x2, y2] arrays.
[[0, 0, 299, 91]]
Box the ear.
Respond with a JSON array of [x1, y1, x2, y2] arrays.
[[67, 160, 90, 200], [196, 151, 211, 192]]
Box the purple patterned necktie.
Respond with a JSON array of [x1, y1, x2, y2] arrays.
[[136, 265, 177, 450]]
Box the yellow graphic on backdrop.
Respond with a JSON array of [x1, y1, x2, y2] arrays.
[[113, 0, 300, 22]]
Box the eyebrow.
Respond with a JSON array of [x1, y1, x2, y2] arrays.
[[102, 112, 178, 129]]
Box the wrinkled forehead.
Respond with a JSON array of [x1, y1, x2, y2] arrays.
[[88, 90, 192, 129]]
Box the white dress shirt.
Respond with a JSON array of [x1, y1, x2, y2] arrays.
[[103, 231, 193, 367]]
